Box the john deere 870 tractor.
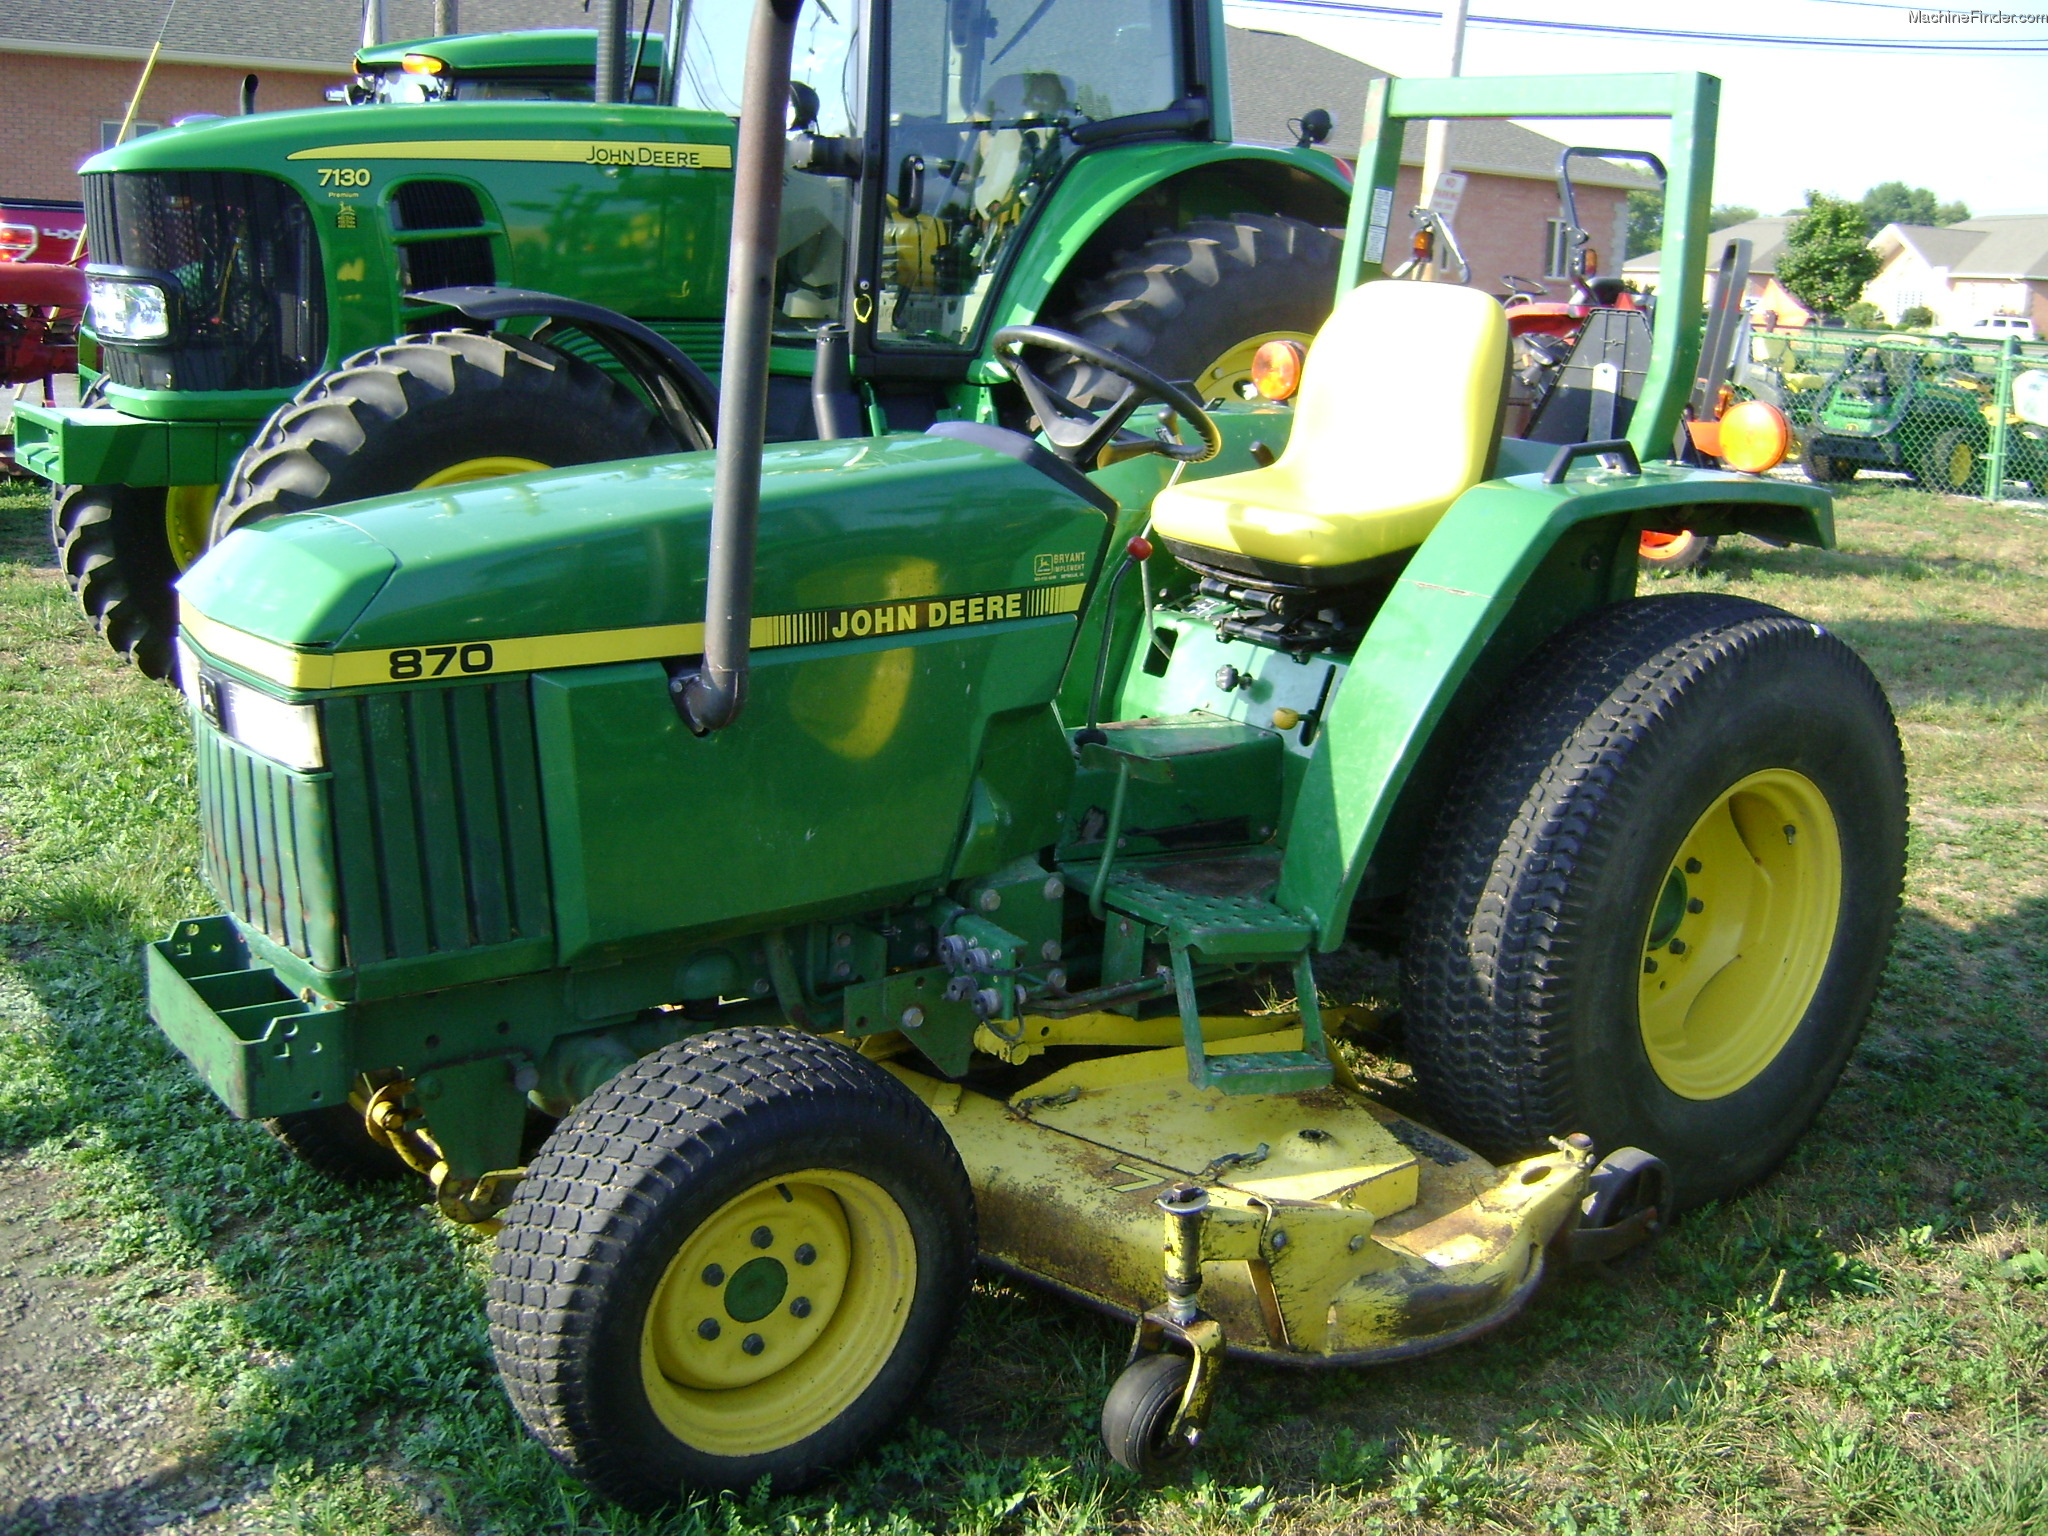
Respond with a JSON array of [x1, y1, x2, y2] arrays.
[[17, 0, 1348, 678], [147, 8, 1905, 1506]]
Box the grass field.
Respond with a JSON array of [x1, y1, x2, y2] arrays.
[[1, 476, 2043, 1535]]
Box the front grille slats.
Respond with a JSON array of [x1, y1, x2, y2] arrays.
[[197, 729, 343, 972], [85, 169, 326, 391]]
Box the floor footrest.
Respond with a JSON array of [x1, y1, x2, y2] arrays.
[[1203, 1048, 1333, 1096]]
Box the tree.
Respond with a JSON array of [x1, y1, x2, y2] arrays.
[[1860, 181, 1972, 229], [1627, 188, 1663, 257], [1898, 304, 1935, 329], [1711, 203, 1759, 230], [1778, 192, 1882, 319]]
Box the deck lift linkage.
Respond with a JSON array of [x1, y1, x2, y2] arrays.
[[146, 2, 1906, 1507]]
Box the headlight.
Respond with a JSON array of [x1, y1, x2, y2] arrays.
[[86, 274, 172, 342], [182, 648, 325, 771]]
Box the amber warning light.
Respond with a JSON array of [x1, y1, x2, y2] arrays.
[[1251, 339, 1306, 402]]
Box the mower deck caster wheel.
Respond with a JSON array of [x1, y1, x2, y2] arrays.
[[1571, 1147, 1670, 1271], [1101, 1352, 1194, 1476]]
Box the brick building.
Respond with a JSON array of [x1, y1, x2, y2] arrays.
[[0, 0, 586, 202], [1228, 28, 1650, 299]]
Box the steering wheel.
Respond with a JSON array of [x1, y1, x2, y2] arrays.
[[991, 325, 1222, 469]]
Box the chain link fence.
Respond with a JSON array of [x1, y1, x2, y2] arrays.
[[1730, 324, 2048, 504]]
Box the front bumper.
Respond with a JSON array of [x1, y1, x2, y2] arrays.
[[147, 915, 351, 1118], [11, 400, 253, 486]]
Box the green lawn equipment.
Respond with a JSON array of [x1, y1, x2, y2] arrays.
[[1800, 338, 1998, 493], [17, 0, 1348, 680], [146, 23, 1905, 1509]]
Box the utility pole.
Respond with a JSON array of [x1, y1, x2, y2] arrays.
[[1417, 0, 1468, 278], [361, 0, 385, 49], [434, 0, 458, 35]]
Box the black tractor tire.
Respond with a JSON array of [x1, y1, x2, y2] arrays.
[[1045, 214, 1342, 408], [1637, 530, 1719, 575], [488, 1027, 975, 1509], [1402, 594, 1907, 1210], [211, 330, 683, 544], [264, 1104, 410, 1184], [1801, 443, 1857, 484], [1100, 1351, 1193, 1475], [1917, 425, 1987, 495], [50, 483, 183, 679]]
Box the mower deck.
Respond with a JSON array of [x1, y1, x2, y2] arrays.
[[885, 1026, 1590, 1366]]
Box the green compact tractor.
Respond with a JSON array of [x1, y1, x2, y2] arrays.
[[1799, 338, 2000, 493], [17, 0, 1349, 679], [147, 21, 1906, 1509]]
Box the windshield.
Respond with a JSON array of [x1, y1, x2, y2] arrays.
[[877, 0, 1184, 350]]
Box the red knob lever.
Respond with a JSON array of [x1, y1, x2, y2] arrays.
[[1126, 535, 1153, 561]]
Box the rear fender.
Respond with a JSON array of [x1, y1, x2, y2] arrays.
[[1276, 465, 1834, 947]]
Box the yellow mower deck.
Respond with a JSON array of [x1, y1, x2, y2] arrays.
[[882, 1021, 1591, 1366]]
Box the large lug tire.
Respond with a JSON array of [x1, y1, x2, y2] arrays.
[[488, 1028, 975, 1509], [1917, 425, 1987, 495], [211, 330, 683, 544], [1402, 595, 1907, 1209], [1637, 529, 1718, 575], [264, 1104, 410, 1184], [1045, 214, 1342, 408], [50, 483, 184, 679], [1801, 443, 1857, 484]]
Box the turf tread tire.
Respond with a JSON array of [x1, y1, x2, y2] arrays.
[[1047, 214, 1340, 406], [487, 1027, 975, 1509], [212, 331, 681, 542], [1401, 594, 1907, 1207]]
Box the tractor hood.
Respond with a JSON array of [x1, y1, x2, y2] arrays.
[[177, 436, 1115, 695]]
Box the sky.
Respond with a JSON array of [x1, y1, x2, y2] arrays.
[[1222, 0, 2048, 218]]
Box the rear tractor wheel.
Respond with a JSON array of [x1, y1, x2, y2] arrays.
[[488, 1028, 975, 1509], [1403, 594, 1907, 1209], [1917, 425, 1986, 495], [1801, 443, 1857, 484], [1046, 214, 1341, 409]]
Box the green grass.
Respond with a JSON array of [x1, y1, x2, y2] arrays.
[[2, 476, 2044, 1534]]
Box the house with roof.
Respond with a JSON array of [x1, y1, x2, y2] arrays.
[[1865, 217, 2048, 331], [1618, 216, 1816, 325], [1225, 29, 1652, 300], [0, 0, 584, 201]]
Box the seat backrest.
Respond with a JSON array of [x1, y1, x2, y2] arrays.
[[1280, 280, 1508, 497]]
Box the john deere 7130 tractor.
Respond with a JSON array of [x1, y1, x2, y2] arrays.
[[147, 10, 1906, 1507], [17, 0, 1348, 678]]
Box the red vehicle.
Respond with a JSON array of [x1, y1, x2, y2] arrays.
[[2, 197, 86, 470]]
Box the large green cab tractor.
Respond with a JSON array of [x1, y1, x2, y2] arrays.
[[147, 20, 1906, 1508], [18, 0, 1348, 679]]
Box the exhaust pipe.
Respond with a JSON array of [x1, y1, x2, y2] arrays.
[[677, 0, 802, 733], [594, 0, 633, 104]]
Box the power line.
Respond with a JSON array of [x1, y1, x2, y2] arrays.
[[1229, 0, 2048, 51]]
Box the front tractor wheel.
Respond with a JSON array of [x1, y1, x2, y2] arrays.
[[50, 483, 216, 679], [212, 331, 683, 546], [1047, 214, 1341, 409], [488, 1028, 975, 1509], [1403, 595, 1907, 1209], [1917, 425, 1987, 495]]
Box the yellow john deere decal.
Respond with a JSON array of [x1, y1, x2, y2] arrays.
[[180, 583, 1085, 693], [287, 140, 733, 169]]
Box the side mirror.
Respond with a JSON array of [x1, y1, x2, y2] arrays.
[[1293, 108, 1333, 148]]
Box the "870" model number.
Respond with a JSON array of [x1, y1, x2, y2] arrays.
[[388, 643, 496, 680]]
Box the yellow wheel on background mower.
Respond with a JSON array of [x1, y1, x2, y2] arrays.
[[1403, 593, 1907, 1208], [489, 1028, 974, 1509]]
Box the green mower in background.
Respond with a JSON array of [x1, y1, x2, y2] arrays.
[[17, 0, 1350, 678], [146, 7, 1906, 1507]]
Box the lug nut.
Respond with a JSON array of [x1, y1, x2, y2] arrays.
[[794, 1244, 817, 1265], [698, 1318, 720, 1340], [702, 1264, 724, 1286], [790, 1296, 812, 1318], [1669, 939, 1687, 955], [1687, 898, 1704, 913], [741, 1333, 765, 1356], [1685, 858, 1702, 874], [751, 1226, 773, 1249], [1644, 957, 1659, 974]]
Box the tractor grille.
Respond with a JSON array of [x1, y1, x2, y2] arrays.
[[196, 680, 551, 973], [318, 680, 552, 966], [84, 170, 325, 391], [397, 234, 496, 291]]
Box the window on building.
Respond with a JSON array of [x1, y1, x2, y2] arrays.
[[100, 121, 163, 150], [1544, 219, 1574, 280]]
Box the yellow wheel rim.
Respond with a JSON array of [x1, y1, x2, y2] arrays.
[[1191, 330, 1314, 407], [1947, 439, 1974, 486], [412, 455, 549, 489], [163, 483, 220, 570], [640, 1170, 915, 1458], [1638, 768, 1842, 1100]]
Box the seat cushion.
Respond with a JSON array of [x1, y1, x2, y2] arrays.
[[1152, 281, 1508, 575]]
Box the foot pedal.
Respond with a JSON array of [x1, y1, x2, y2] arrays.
[[1173, 947, 1330, 1095]]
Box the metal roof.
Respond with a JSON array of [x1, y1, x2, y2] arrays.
[[1227, 27, 1654, 188]]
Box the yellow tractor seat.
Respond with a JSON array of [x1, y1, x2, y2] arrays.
[[1151, 280, 1509, 586]]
